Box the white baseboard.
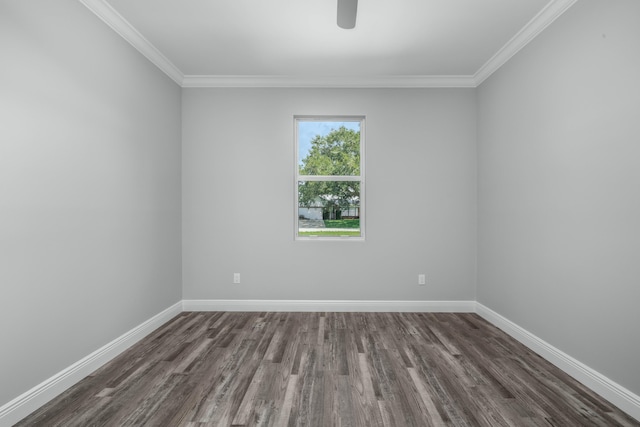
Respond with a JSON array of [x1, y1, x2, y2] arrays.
[[476, 303, 640, 422], [3, 300, 638, 425], [182, 299, 477, 313], [0, 301, 183, 427]]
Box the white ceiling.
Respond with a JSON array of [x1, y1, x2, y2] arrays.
[[81, 0, 577, 87]]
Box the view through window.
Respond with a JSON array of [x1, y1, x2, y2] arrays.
[[295, 116, 364, 240]]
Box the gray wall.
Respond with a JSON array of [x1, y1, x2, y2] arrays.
[[5, 0, 638, 413], [477, 0, 640, 396], [0, 1, 182, 406], [182, 88, 477, 301]]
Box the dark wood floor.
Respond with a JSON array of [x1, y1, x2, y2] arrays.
[[17, 311, 639, 426]]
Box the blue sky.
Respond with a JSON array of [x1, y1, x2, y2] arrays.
[[298, 120, 360, 167]]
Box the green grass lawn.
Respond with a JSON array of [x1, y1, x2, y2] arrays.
[[299, 230, 361, 237], [323, 219, 360, 228]]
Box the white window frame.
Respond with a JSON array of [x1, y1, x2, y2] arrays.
[[294, 115, 365, 241]]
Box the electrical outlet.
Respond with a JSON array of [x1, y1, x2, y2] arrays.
[[418, 274, 426, 286], [233, 273, 240, 284]]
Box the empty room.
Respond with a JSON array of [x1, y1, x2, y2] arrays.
[[1, 0, 639, 425]]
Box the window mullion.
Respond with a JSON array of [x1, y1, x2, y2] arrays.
[[297, 175, 361, 182]]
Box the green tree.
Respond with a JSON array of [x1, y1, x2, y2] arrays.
[[298, 127, 360, 215]]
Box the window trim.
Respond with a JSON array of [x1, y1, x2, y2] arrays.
[[294, 115, 365, 241]]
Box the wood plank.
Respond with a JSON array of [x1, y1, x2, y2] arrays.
[[15, 312, 640, 427]]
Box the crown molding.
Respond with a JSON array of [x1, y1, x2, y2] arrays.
[[79, 0, 577, 89], [78, 0, 184, 85], [474, 0, 578, 86], [181, 74, 477, 89]]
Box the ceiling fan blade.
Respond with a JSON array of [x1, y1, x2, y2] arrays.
[[337, 0, 358, 29]]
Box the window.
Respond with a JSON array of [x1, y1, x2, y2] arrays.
[[295, 116, 365, 240]]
